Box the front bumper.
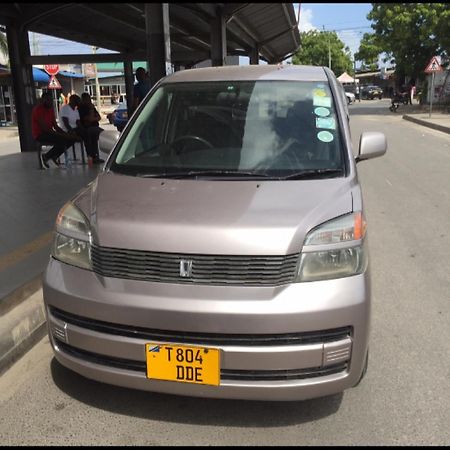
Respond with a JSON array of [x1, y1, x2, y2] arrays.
[[43, 258, 371, 401]]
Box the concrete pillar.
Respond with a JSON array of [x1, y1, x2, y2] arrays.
[[210, 8, 227, 66], [249, 44, 259, 65], [145, 3, 172, 88], [123, 60, 134, 116], [6, 23, 36, 152]]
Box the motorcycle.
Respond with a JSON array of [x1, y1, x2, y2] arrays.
[[389, 92, 409, 112]]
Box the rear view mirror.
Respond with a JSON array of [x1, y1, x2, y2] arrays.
[[356, 131, 387, 162], [99, 130, 120, 154]]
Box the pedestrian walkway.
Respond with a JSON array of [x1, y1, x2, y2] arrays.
[[402, 110, 450, 135], [0, 145, 102, 373]]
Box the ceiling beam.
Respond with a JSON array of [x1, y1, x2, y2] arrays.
[[26, 52, 143, 65]]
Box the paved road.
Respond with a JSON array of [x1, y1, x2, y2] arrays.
[[0, 99, 449, 445]]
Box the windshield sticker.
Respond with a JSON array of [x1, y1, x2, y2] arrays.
[[314, 107, 330, 117], [316, 117, 336, 130], [313, 96, 332, 108], [312, 88, 327, 97], [317, 131, 334, 143]]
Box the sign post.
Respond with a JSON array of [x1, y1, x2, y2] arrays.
[[424, 56, 443, 118], [44, 65, 61, 119]]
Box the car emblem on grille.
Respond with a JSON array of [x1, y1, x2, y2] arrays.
[[179, 259, 193, 277]]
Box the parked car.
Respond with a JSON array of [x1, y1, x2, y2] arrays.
[[345, 91, 356, 104], [112, 102, 128, 132], [43, 64, 387, 402], [361, 85, 383, 100]]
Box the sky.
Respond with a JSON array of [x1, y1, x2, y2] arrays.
[[27, 3, 375, 70], [295, 3, 373, 58]]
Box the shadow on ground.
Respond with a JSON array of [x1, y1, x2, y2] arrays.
[[51, 357, 343, 427]]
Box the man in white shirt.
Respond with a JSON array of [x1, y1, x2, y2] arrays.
[[59, 94, 99, 160], [59, 94, 82, 134]]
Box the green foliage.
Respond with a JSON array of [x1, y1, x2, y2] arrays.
[[354, 33, 381, 70], [358, 3, 450, 80], [292, 30, 353, 76]]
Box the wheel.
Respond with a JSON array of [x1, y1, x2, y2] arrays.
[[353, 349, 369, 387], [172, 135, 214, 153]]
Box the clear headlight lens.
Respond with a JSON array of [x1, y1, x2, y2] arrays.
[[52, 202, 92, 270], [297, 212, 368, 282]]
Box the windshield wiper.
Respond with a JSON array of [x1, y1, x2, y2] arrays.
[[136, 170, 275, 179], [282, 168, 344, 180]]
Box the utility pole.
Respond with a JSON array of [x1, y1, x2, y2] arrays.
[[92, 46, 101, 108], [323, 25, 331, 69], [353, 57, 358, 100]]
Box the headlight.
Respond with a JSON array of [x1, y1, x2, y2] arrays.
[[52, 202, 92, 270], [296, 212, 368, 282]]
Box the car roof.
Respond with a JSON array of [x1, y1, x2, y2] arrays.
[[161, 64, 330, 84]]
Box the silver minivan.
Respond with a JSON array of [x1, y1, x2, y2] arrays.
[[43, 65, 386, 401]]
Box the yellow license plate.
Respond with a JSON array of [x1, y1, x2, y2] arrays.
[[146, 343, 220, 386]]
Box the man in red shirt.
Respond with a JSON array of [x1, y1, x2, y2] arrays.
[[32, 92, 79, 168]]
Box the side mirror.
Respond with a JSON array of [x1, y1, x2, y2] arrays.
[[99, 130, 120, 155], [356, 131, 387, 162]]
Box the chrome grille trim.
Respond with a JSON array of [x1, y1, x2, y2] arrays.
[[91, 245, 299, 286], [49, 307, 353, 347], [54, 339, 348, 381]]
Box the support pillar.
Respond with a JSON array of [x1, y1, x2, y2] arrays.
[[210, 8, 227, 66], [123, 60, 134, 116], [249, 44, 259, 65], [6, 23, 36, 152], [145, 3, 172, 88]]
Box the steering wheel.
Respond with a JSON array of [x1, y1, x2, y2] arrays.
[[172, 135, 214, 153]]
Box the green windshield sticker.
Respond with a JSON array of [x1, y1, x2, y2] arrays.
[[317, 131, 334, 143], [316, 117, 336, 130], [314, 107, 330, 117], [313, 96, 331, 108]]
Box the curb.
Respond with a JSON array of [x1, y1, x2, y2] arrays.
[[0, 287, 47, 375], [402, 115, 450, 135]]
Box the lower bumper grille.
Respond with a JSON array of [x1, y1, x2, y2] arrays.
[[55, 339, 347, 381], [49, 306, 352, 347]]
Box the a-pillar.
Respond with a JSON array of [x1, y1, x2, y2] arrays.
[[6, 23, 36, 152], [249, 44, 260, 65], [210, 8, 227, 66], [145, 3, 172, 88]]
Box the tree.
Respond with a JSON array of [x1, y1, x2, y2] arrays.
[[354, 33, 382, 71], [358, 3, 450, 82], [292, 30, 353, 76]]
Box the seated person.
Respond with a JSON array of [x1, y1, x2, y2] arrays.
[[78, 92, 104, 163], [32, 92, 79, 169]]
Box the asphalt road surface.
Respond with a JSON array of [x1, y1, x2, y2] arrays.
[[0, 99, 449, 445]]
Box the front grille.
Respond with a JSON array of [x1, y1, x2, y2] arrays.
[[91, 245, 299, 286], [50, 306, 352, 347], [55, 339, 348, 381]]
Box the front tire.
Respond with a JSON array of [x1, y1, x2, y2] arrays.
[[353, 349, 369, 387]]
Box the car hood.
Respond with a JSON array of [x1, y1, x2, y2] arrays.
[[74, 172, 356, 255]]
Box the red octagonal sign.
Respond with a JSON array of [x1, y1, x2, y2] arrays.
[[44, 64, 59, 75]]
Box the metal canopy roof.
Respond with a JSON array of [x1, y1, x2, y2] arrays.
[[0, 3, 300, 65]]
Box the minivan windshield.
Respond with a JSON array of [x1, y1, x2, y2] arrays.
[[109, 80, 345, 179]]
